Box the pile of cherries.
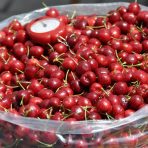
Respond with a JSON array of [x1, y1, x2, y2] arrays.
[[0, 1, 147, 147]]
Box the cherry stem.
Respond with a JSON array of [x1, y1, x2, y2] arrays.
[[0, 104, 8, 112], [16, 68, 24, 74], [27, 46, 30, 57], [20, 96, 24, 106], [71, 10, 76, 20], [86, 25, 104, 29], [41, 55, 49, 61], [36, 62, 45, 69], [41, 1, 48, 8], [37, 140, 53, 147], [5, 84, 19, 89], [63, 69, 69, 85], [15, 74, 25, 90], [48, 43, 54, 51], [101, 87, 109, 96], [80, 55, 86, 61], [62, 113, 73, 120], [106, 113, 114, 120], [71, 71, 76, 80]]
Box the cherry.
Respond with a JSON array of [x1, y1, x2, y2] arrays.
[[110, 26, 121, 38], [30, 46, 44, 58], [44, 65, 58, 78], [112, 104, 125, 116], [75, 140, 88, 148], [117, 6, 127, 16], [15, 126, 30, 138], [54, 43, 68, 53], [67, 33, 79, 47], [113, 82, 128, 95], [55, 89, 69, 100], [125, 54, 138, 65], [16, 30, 27, 43], [41, 130, 57, 144], [123, 13, 137, 24], [97, 98, 112, 114], [108, 10, 121, 24], [48, 97, 61, 108], [130, 41, 142, 53], [47, 78, 62, 91], [76, 61, 91, 76], [28, 79, 44, 95], [129, 95, 144, 110], [28, 132, 40, 145], [80, 71, 96, 86], [107, 95, 120, 105], [88, 38, 101, 46], [88, 112, 101, 120], [74, 19, 88, 30], [51, 112, 64, 120], [95, 16, 109, 26], [116, 21, 129, 34], [38, 88, 54, 100], [86, 92, 99, 104], [62, 57, 77, 71], [13, 43, 27, 58], [71, 105, 85, 120], [10, 59, 25, 74], [87, 58, 98, 71], [63, 96, 76, 109], [78, 96, 92, 107], [46, 7, 59, 17], [97, 73, 111, 86], [110, 71, 124, 82], [118, 95, 128, 109], [29, 97, 43, 105], [125, 109, 135, 117], [70, 79, 82, 93], [2, 35, 14, 47], [142, 40, 148, 52], [16, 90, 31, 105], [128, 2, 140, 15], [50, 69, 65, 80], [24, 103, 40, 117], [24, 65, 38, 80], [89, 82, 102, 93], [97, 28, 111, 44], [0, 31, 6, 43], [9, 19, 23, 31]]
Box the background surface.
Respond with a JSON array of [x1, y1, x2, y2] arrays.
[[0, 0, 148, 21]]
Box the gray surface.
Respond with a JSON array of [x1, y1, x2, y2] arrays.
[[0, 0, 147, 20]]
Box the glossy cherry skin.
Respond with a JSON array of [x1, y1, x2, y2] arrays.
[[113, 82, 128, 95], [97, 98, 112, 114]]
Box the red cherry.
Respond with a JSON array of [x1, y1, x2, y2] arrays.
[[46, 8, 59, 17], [108, 10, 121, 24], [129, 95, 144, 110], [97, 28, 111, 44], [16, 30, 27, 43], [97, 98, 112, 114], [128, 2, 140, 15], [38, 88, 54, 100], [54, 43, 68, 53], [47, 78, 62, 91], [62, 57, 77, 71], [30, 46, 44, 58], [63, 96, 76, 109], [123, 13, 137, 24], [71, 105, 85, 120], [24, 103, 40, 117], [113, 82, 128, 95], [80, 71, 96, 86]]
